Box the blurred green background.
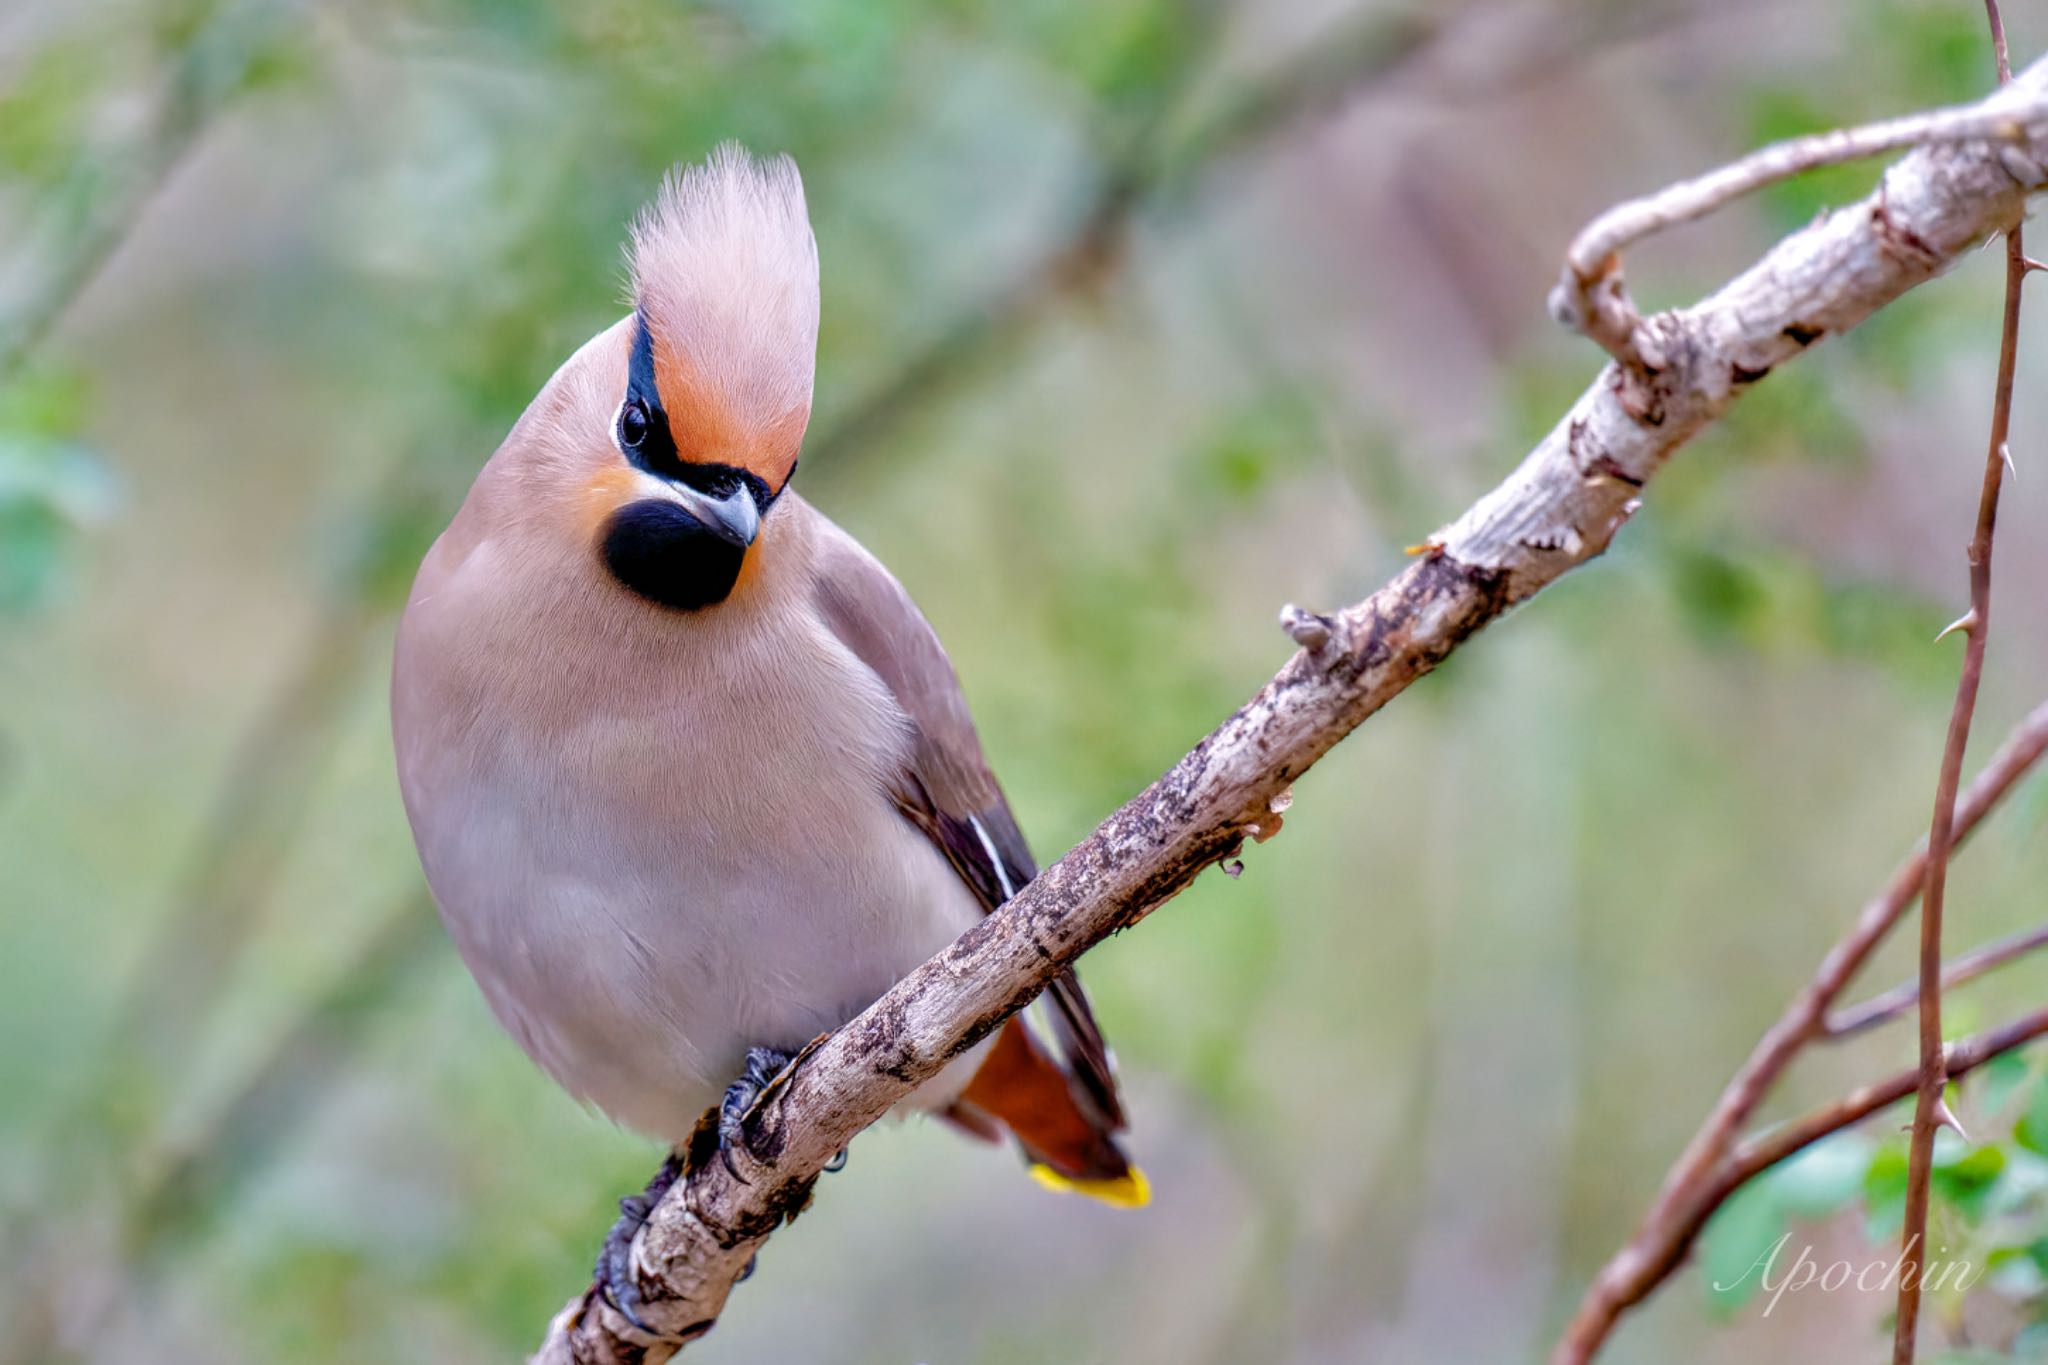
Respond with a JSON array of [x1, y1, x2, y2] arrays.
[[5, 0, 2048, 1360]]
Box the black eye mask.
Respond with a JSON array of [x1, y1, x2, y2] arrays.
[[618, 311, 780, 511]]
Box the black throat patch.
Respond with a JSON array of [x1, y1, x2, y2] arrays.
[[601, 497, 749, 611], [600, 313, 781, 611]]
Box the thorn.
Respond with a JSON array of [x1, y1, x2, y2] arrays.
[[1934, 611, 1977, 644], [2001, 441, 2016, 483], [1279, 605, 1334, 652], [1935, 1097, 1970, 1143], [2023, 255, 2048, 274]]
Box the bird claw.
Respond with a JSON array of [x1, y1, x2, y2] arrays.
[[717, 1045, 798, 1184], [596, 1044, 831, 1330], [597, 1151, 684, 1335]]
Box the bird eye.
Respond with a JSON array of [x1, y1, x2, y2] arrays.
[[618, 399, 651, 451]]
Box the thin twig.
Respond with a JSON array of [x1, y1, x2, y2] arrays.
[[1555, 1000, 2048, 1365], [1534, 1010, 2048, 1365], [1893, 9, 2025, 1360], [1552, 700, 2048, 1364], [1550, 85, 2048, 365], [1828, 921, 2048, 1038], [0, 9, 1493, 1350], [1729, 1008, 2048, 1213], [539, 57, 2048, 1362]]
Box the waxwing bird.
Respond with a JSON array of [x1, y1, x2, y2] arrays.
[[390, 145, 1143, 1322]]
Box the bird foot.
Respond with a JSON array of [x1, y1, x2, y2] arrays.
[[717, 1045, 798, 1182], [596, 1151, 684, 1336], [597, 1045, 846, 1334]]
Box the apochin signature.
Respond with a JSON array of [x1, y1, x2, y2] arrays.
[[1715, 1234, 1982, 1316]]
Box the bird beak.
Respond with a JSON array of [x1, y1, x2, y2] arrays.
[[668, 480, 761, 549]]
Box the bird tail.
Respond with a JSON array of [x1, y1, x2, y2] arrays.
[[943, 1018, 1148, 1208]]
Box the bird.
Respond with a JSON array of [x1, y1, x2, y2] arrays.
[[390, 144, 1144, 1324]]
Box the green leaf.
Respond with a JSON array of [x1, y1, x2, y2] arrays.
[[0, 431, 119, 614], [1987, 1244, 2048, 1302], [1700, 1179, 1788, 1313], [1668, 546, 1770, 646], [1984, 1147, 2048, 1219], [1771, 1134, 1875, 1219], [2017, 1064, 2048, 1156], [0, 366, 94, 438], [1931, 1140, 2006, 1221], [1865, 1141, 1911, 1242], [0, 37, 104, 184]]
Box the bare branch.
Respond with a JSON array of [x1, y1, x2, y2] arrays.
[[1550, 89, 2048, 365], [1892, 9, 2027, 1359], [1553, 699, 2048, 1364], [1728, 1010, 2048, 1188], [1558, 24, 2046, 1365], [1828, 921, 2048, 1038], [535, 55, 2048, 1363], [1541, 1008, 2048, 1365], [1591, 1006, 2048, 1324]]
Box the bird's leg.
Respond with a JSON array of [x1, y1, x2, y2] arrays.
[[596, 1150, 684, 1336], [598, 1045, 845, 1331], [717, 1044, 798, 1181], [702, 1043, 850, 1179]]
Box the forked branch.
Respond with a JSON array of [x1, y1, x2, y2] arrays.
[[538, 54, 2048, 1365], [1555, 701, 2048, 1364]]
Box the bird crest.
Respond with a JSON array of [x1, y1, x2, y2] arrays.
[[628, 144, 819, 493]]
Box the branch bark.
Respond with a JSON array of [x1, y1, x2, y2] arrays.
[[537, 56, 2048, 1362]]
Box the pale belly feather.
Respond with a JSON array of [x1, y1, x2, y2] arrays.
[[399, 583, 987, 1142]]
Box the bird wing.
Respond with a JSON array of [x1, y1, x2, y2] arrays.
[[809, 514, 1127, 1134]]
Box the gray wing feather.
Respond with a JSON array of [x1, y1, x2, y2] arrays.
[[810, 517, 1126, 1130]]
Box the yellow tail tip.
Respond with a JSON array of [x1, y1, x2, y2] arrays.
[[1028, 1162, 1151, 1209]]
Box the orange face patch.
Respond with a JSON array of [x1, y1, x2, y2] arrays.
[[652, 342, 808, 495], [576, 460, 643, 542]]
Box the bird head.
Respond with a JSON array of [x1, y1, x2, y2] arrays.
[[593, 145, 819, 611]]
